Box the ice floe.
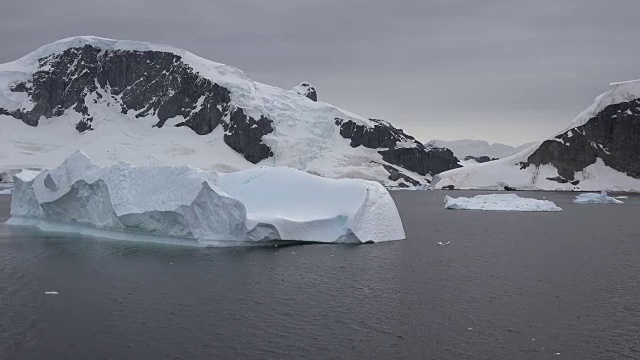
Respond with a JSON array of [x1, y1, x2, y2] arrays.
[[573, 192, 624, 204], [444, 194, 562, 212]]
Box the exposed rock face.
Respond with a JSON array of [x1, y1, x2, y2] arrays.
[[336, 118, 406, 149], [335, 118, 461, 176], [522, 99, 640, 180], [222, 108, 274, 163], [0, 44, 273, 164], [293, 82, 317, 101], [464, 155, 496, 163], [380, 146, 461, 177]]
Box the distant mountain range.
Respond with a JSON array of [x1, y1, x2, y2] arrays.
[[432, 80, 640, 191], [0, 36, 461, 187], [425, 139, 536, 163]]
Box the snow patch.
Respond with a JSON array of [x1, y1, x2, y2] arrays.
[[444, 194, 562, 211]]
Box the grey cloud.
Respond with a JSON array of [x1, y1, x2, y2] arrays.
[[2, 0, 640, 145]]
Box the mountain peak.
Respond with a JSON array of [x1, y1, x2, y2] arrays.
[[0, 37, 461, 187]]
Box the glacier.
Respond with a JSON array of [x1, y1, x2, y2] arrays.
[[7, 151, 406, 245], [444, 194, 563, 212]]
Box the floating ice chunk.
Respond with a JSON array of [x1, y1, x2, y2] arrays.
[[0, 188, 11, 195], [9, 151, 405, 244], [444, 194, 562, 212], [573, 192, 624, 204], [45, 291, 59, 295]]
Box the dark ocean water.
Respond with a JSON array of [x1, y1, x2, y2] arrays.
[[1, 191, 639, 360]]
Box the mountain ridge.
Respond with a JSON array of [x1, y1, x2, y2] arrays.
[[0, 36, 461, 186], [425, 139, 536, 162]]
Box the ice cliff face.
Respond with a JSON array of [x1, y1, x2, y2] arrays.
[[432, 81, 640, 191], [0, 36, 460, 186], [9, 151, 406, 244]]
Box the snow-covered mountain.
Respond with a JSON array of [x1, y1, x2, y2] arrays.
[[425, 139, 536, 162], [432, 80, 640, 191], [0, 36, 461, 187]]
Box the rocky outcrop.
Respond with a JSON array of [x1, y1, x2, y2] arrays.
[[221, 108, 274, 163], [292, 82, 317, 101], [380, 146, 461, 176], [521, 99, 640, 180], [336, 118, 406, 149], [0, 44, 274, 163], [464, 155, 497, 163], [335, 118, 461, 176]]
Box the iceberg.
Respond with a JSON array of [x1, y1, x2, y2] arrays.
[[7, 151, 405, 245], [444, 194, 563, 212], [573, 192, 624, 204]]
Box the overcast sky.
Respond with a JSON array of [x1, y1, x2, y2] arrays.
[[2, 0, 640, 145]]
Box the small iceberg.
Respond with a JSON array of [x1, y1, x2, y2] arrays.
[[0, 188, 12, 195], [444, 194, 562, 212], [45, 291, 59, 295], [574, 192, 624, 204], [8, 151, 405, 245]]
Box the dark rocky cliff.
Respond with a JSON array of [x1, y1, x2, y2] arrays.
[[522, 99, 640, 181], [0, 44, 274, 164], [335, 118, 461, 177]]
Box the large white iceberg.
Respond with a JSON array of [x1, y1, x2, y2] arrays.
[[444, 194, 563, 212], [573, 192, 624, 204], [8, 151, 406, 245]]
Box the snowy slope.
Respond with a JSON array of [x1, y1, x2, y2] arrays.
[[0, 36, 460, 186], [432, 81, 640, 192]]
